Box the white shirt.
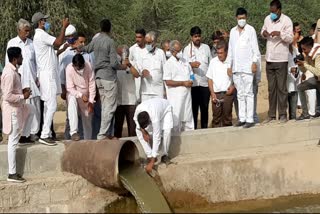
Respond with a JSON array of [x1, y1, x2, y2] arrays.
[[163, 56, 192, 93], [287, 50, 300, 93], [227, 24, 261, 74], [59, 48, 93, 85], [137, 48, 166, 97], [33, 28, 61, 100], [116, 55, 137, 105], [129, 43, 148, 69], [5, 36, 40, 97], [206, 57, 232, 92], [183, 42, 212, 87], [134, 98, 172, 157]]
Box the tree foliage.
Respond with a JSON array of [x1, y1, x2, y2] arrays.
[[0, 0, 319, 62]]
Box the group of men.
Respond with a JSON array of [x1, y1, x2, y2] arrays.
[[2, 0, 320, 180]]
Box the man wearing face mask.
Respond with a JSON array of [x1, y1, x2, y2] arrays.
[[32, 12, 70, 145], [65, 54, 96, 140], [114, 45, 138, 138], [136, 31, 166, 102], [129, 28, 148, 104], [183, 26, 212, 129], [161, 40, 171, 60], [227, 7, 261, 128], [59, 32, 93, 140], [261, 0, 293, 123], [6, 19, 41, 143], [163, 40, 194, 133], [57, 24, 77, 59]]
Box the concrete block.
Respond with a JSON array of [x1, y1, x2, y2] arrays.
[[0, 143, 65, 179], [50, 188, 70, 203]]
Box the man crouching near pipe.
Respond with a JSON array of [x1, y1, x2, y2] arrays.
[[133, 98, 173, 173]]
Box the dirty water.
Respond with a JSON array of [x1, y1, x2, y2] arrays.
[[105, 192, 320, 213], [117, 165, 172, 213]]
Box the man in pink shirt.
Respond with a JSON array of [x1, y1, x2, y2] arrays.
[[66, 54, 96, 140], [2, 47, 34, 183], [261, 0, 293, 123]]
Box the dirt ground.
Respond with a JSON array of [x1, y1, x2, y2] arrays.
[[53, 57, 295, 138]]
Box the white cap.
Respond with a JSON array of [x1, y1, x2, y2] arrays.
[[65, 25, 76, 36]]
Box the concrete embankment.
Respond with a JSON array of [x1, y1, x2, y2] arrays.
[[0, 119, 320, 212], [157, 119, 320, 208]]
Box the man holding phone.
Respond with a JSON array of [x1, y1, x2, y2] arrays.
[[296, 37, 320, 119]]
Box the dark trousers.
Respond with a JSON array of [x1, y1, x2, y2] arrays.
[[37, 100, 56, 139], [212, 92, 233, 128], [191, 86, 210, 129], [266, 62, 288, 119], [92, 100, 102, 140], [288, 91, 298, 120], [297, 77, 320, 116], [114, 105, 136, 138]]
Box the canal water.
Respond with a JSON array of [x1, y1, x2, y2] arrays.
[[105, 190, 320, 213], [118, 165, 172, 213]]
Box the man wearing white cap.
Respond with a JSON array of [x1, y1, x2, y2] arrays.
[[32, 12, 69, 145], [59, 32, 93, 140], [57, 24, 77, 59]]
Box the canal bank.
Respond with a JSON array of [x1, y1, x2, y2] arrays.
[[0, 119, 320, 212]]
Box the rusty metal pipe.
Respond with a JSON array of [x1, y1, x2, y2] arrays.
[[61, 139, 139, 191]]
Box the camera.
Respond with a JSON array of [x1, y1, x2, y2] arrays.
[[294, 54, 304, 63]]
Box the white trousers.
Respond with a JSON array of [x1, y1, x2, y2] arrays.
[[40, 96, 57, 139], [233, 73, 254, 123], [8, 105, 33, 174], [26, 97, 41, 135], [68, 95, 92, 140], [306, 89, 316, 116]]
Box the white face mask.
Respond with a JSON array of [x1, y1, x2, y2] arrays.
[[166, 51, 172, 58], [176, 52, 183, 60], [146, 44, 154, 52], [237, 19, 247, 28]]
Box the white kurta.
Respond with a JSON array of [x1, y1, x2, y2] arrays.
[[6, 36, 40, 98], [137, 48, 166, 101], [163, 56, 194, 132], [129, 43, 148, 103], [33, 28, 61, 101], [183, 43, 212, 87], [133, 98, 173, 158], [116, 54, 136, 105]]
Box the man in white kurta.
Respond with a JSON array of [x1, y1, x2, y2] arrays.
[[129, 28, 148, 103], [134, 98, 173, 173], [163, 40, 194, 133], [6, 19, 41, 142], [183, 26, 212, 129], [136, 31, 166, 102], [227, 8, 260, 128], [32, 12, 69, 145]]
